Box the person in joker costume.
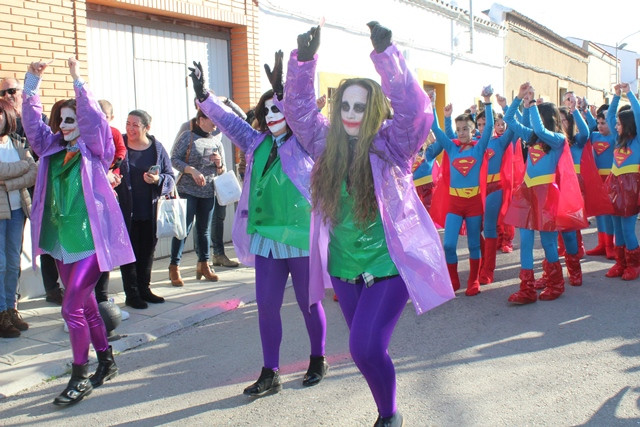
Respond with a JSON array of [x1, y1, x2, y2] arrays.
[[21, 58, 135, 406], [283, 22, 453, 426], [188, 52, 328, 397]]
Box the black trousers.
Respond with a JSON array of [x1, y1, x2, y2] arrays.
[[119, 219, 157, 298]]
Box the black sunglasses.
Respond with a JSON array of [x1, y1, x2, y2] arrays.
[[0, 88, 19, 96]]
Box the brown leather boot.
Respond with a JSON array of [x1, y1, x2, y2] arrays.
[[8, 308, 29, 331], [211, 254, 240, 268], [0, 310, 20, 338], [168, 264, 184, 287], [196, 261, 219, 282]]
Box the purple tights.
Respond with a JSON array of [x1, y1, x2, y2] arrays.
[[331, 275, 409, 418], [255, 255, 326, 369], [56, 254, 109, 365]]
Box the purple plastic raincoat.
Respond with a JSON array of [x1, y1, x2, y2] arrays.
[[197, 96, 316, 268], [283, 44, 454, 315], [22, 84, 135, 271]]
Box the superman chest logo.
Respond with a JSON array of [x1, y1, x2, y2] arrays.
[[486, 148, 495, 160], [592, 141, 610, 156], [452, 157, 477, 176], [614, 147, 632, 166], [528, 145, 546, 165]]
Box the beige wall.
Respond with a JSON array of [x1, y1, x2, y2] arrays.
[[504, 19, 588, 104]]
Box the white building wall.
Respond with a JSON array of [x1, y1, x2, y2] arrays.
[[258, 0, 504, 115]]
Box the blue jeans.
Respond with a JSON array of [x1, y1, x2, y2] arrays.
[[170, 194, 215, 264], [0, 209, 25, 312]]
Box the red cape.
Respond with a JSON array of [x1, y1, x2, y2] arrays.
[[581, 140, 615, 217]]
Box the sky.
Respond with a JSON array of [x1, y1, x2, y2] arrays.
[[470, 0, 640, 50]]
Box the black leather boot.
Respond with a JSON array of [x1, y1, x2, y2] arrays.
[[374, 411, 403, 427], [302, 355, 328, 387], [139, 286, 165, 304], [243, 367, 282, 397], [53, 362, 93, 406], [90, 345, 118, 387]]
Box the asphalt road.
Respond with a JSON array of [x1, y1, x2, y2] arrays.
[[2, 227, 640, 426]]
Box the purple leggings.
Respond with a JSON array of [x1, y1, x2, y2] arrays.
[[331, 275, 409, 418], [255, 255, 326, 370], [56, 254, 109, 365]]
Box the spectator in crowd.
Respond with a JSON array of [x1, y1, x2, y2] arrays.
[[0, 98, 37, 338]]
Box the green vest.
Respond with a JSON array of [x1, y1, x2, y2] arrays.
[[39, 150, 95, 254], [246, 135, 311, 250], [328, 183, 398, 279]]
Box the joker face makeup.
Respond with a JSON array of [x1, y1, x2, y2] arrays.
[[264, 98, 287, 136], [341, 84, 368, 137], [60, 107, 80, 142]]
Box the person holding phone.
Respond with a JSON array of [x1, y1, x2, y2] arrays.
[[115, 110, 175, 309], [168, 109, 224, 285]]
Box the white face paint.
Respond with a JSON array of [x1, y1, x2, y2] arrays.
[[341, 85, 368, 137], [60, 107, 79, 142], [264, 98, 287, 136]]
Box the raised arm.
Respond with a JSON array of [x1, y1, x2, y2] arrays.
[[529, 106, 565, 149], [282, 26, 330, 160], [572, 108, 589, 148], [622, 83, 640, 135], [443, 104, 457, 139], [21, 61, 57, 157], [70, 58, 113, 166], [504, 83, 534, 142], [475, 87, 494, 152], [189, 61, 259, 152], [370, 22, 433, 162], [606, 85, 621, 140]]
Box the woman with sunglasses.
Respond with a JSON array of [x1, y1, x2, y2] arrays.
[[189, 53, 328, 397]]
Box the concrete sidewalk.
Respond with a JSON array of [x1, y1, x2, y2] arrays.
[[0, 245, 256, 399]]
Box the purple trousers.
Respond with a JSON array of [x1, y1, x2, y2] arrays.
[[255, 254, 326, 369], [56, 254, 109, 365], [331, 275, 409, 419]]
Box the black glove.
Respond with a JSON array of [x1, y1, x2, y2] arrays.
[[188, 61, 209, 102], [297, 26, 321, 62], [367, 21, 392, 53], [264, 50, 284, 100]]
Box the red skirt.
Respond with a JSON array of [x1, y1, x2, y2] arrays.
[[503, 183, 560, 231], [606, 173, 640, 217]]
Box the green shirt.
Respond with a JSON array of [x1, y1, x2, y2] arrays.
[[246, 135, 311, 250], [39, 150, 95, 256], [328, 183, 398, 279]]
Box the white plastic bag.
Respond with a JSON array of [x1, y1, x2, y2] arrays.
[[156, 196, 187, 240], [213, 170, 242, 206]]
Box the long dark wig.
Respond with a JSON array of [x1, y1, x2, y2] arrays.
[[616, 107, 637, 149], [310, 78, 391, 227], [527, 102, 564, 154]]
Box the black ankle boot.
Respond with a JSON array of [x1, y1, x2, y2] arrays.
[[139, 287, 165, 304], [302, 355, 328, 387], [53, 362, 93, 406], [125, 294, 148, 309], [243, 367, 282, 397], [90, 345, 118, 387], [374, 411, 403, 427]]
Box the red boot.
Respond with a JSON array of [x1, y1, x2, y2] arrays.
[[539, 261, 565, 301], [466, 258, 481, 296], [447, 263, 460, 291], [586, 232, 606, 256], [508, 269, 537, 304], [533, 259, 549, 290], [605, 245, 626, 278], [564, 253, 582, 286], [501, 225, 514, 253], [605, 234, 615, 260], [479, 238, 498, 285], [622, 247, 640, 281]]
